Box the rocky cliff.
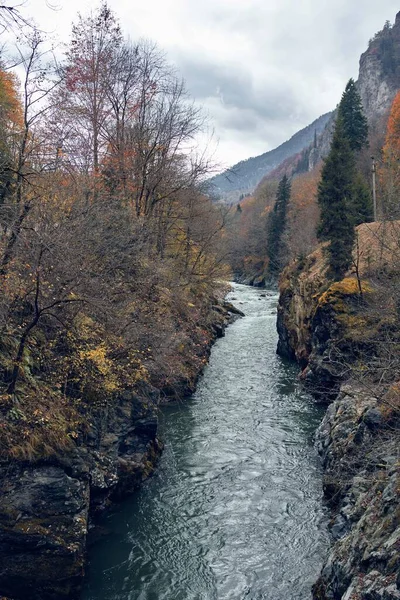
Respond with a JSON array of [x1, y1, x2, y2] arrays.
[[358, 12, 400, 121], [277, 222, 400, 599], [308, 11, 400, 171], [0, 384, 161, 600], [313, 383, 400, 600]]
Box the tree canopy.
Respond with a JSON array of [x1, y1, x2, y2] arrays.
[[266, 174, 291, 276]]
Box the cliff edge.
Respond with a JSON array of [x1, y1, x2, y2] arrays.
[[277, 221, 400, 599]]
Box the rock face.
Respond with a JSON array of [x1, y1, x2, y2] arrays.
[[276, 250, 347, 400], [0, 466, 90, 600], [358, 12, 400, 122], [278, 267, 400, 599], [309, 12, 400, 170], [0, 301, 239, 600], [313, 385, 400, 600], [277, 227, 400, 600], [0, 385, 161, 600]]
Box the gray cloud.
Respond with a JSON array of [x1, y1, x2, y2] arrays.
[[177, 56, 296, 121], [19, 0, 400, 167]]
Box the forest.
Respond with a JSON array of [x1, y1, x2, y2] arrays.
[[0, 2, 230, 461], [1, 0, 400, 474]]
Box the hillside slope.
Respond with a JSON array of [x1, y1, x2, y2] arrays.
[[208, 112, 332, 203]]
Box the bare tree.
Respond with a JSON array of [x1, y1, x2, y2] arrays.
[[0, 29, 60, 276]]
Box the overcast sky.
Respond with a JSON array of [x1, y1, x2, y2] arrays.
[[12, 0, 400, 170]]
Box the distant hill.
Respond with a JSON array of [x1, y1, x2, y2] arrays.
[[208, 112, 332, 203]]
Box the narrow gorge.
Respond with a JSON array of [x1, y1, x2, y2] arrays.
[[1, 4, 400, 600], [82, 284, 329, 600]]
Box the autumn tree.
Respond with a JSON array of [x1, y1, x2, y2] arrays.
[[266, 174, 291, 276], [379, 90, 400, 219], [55, 2, 122, 174], [0, 68, 22, 205], [0, 30, 60, 277], [286, 168, 321, 261], [53, 12, 212, 257], [317, 117, 356, 279], [0, 2, 228, 407]]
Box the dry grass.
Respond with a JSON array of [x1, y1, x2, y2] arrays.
[[356, 220, 400, 276], [0, 382, 82, 463]]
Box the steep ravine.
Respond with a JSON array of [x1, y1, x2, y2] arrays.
[[0, 298, 240, 600], [82, 283, 329, 600], [277, 237, 400, 600]]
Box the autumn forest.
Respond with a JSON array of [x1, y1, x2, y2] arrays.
[[2, 3, 400, 600]]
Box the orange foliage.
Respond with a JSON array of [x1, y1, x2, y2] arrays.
[[0, 70, 23, 129], [286, 168, 321, 259], [378, 91, 400, 218], [290, 168, 321, 211], [383, 90, 400, 158]]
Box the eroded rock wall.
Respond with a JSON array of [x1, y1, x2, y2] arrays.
[[313, 385, 400, 600], [0, 385, 161, 600], [277, 227, 400, 600]]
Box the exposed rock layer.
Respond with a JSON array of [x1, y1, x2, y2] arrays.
[[277, 226, 400, 599], [313, 385, 400, 600]]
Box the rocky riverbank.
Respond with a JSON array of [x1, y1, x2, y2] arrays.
[[0, 295, 241, 600], [313, 383, 400, 600], [276, 223, 400, 599]]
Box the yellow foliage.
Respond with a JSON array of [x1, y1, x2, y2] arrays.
[[79, 344, 118, 393], [318, 277, 372, 307]]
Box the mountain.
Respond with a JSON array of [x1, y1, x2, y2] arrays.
[[303, 11, 400, 171], [208, 112, 332, 203], [210, 12, 400, 205]]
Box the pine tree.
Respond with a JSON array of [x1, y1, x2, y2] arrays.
[[352, 173, 373, 225], [266, 174, 291, 275], [338, 78, 368, 152], [317, 117, 356, 280]]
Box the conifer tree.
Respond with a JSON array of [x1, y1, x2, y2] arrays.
[[338, 78, 368, 152], [317, 117, 356, 280], [266, 174, 291, 275], [352, 173, 373, 225]]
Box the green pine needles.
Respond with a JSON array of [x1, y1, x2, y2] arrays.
[[338, 78, 369, 152], [267, 174, 291, 276], [318, 79, 371, 280]]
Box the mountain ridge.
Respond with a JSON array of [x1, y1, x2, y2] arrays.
[[208, 112, 332, 203]]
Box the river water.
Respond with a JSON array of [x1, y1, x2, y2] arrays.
[[82, 283, 329, 600]]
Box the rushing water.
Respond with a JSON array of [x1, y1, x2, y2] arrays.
[[82, 284, 329, 600]]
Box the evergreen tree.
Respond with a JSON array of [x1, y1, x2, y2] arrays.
[[338, 78, 368, 152], [352, 173, 373, 225], [266, 174, 291, 275], [317, 117, 356, 280]]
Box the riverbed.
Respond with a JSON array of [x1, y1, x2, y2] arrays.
[[82, 283, 329, 600]]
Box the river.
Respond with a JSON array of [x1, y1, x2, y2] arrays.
[[82, 283, 329, 600]]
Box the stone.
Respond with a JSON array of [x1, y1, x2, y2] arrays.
[[363, 407, 383, 430]]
